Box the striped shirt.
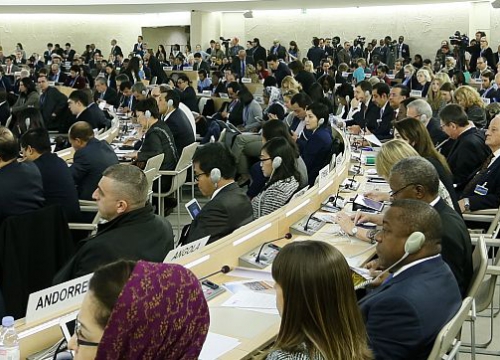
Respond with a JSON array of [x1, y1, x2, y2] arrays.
[[252, 177, 299, 219]]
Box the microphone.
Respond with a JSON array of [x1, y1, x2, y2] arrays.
[[255, 233, 292, 263], [199, 265, 231, 281]]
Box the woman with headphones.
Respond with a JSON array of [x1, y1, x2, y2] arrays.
[[251, 137, 300, 219], [300, 100, 333, 186]]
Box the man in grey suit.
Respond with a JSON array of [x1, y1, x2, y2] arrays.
[[184, 143, 253, 245]]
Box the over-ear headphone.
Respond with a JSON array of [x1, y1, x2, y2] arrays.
[[142, 89, 147, 96], [420, 114, 427, 123], [167, 99, 174, 108], [210, 168, 221, 187], [404, 231, 425, 254], [272, 156, 282, 170], [365, 90, 370, 99], [317, 118, 325, 127], [145, 110, 151, 118]]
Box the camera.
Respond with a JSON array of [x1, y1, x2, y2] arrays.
[[219, 37, 230, 48], [449, 31, 469, 47]]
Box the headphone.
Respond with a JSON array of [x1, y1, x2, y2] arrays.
[[167, 99, 174, 108], [365, 90, 370, 99], [317, 118, 325, 127], [210, 168, 221, 188], [419, 114, 427, 123], [142, 89, 147, 96], [272, 156, 282, 170], [145, 110, 151, 118], [404, 231, 425, 254]]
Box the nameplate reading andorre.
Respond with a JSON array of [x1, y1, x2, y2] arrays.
[[164, 235, 210, 263], [25, 273, 93, 324]]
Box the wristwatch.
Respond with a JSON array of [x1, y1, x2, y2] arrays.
[[463, 198, 470, 212], [351, 227, 358, 237], [367, 229, 378, 244]]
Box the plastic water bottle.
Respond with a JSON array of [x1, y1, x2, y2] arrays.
[[0, 316, 20, 360]]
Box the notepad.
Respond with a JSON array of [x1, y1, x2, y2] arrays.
[[199, 332, 240, 360]]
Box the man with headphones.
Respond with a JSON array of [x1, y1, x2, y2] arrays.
[[358, 199, 461, 360], [183, 143, 253, 245], [345, 80, 379, 135], [158, 90, 195, 153]]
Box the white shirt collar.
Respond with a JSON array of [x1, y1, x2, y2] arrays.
[[393, 254, 441, 278], [488, 148, 500, 168], [211, 181, 234, 200], [429, 196, 441, 207]]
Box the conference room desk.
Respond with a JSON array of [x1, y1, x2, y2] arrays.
[[15, 129, 380, 359], [55, 85, 75, 98]]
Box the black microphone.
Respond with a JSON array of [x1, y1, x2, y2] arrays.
[[199, 265, 231, 281], [255, 233, 292, 263]]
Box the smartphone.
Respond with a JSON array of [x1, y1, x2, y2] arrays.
[[185, 198, 202, 220], [353, 194, 384, 212], [59, 311, 78, 342]]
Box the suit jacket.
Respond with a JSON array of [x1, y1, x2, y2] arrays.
[[434, 198, 473, 296], [396, 43, 410, 60], [34, 152, 81, 222], [294, 70, 316, 95], [0, 76, 13, 93], [347, 99, 381, 132], [306, 46, 325, 68], [299, 126, 333, 186], [269, 44, 287, 60], [368, 103, 394, 140], [185, 183, 254, 244], [231, 57, 255, 79], [272, 62, 291, 87], [359, 256, 461, 360], [163, 108, 195, 153], [70, 137, 119, 200], [0, 161, 45, 223], [210, 81, 226, 96], [63, 76, 86, 89], [49, 71, 67, 84], [111, 45, 123, 57], [459, 155, 500, 211], [447, 127, 491, 187], [0, 102, 10, 127], [480, 47, 495, 68], [53, 204, 174, 283], [147, 55, 169, 85], [252, 46, 267, 65], [94, 87, 119, 108], [193, 60, 211, 73], [40, 86, 68, 130], [77, 103, 111, 130], [178, 86, 198, 112]]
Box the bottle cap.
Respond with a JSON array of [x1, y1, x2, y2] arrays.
[[2, 316, 14, 327]]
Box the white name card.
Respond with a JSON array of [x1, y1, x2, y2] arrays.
[[202, 90, 211, 95], [364, 73, 372, 79], [483, 97, 491, 105], [165, 66, 173, 71], [410, 90, 423, 98], [184, 66, 194, 71], [387, 74, 395, 80], [164, 236, 210, 263], [290, 186, 309, 201], [342, 72, 349, 78], [318, 163, 330, 188], [25, 273, 92, 324], [241, 77, 252, 84]]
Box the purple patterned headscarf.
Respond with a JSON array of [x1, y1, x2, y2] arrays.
[[95, 261, 210, 359]]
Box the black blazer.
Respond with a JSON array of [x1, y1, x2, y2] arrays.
[[0, 102, 10, 127], [40, 86, 68, 131], [185, 183, 254, 245], [294, 70, 316, 95], [434, 198, 473, 297], [269, 45, 287, 60], [53, 204, 174, 283], [178, 86, 198, 112], [459, 155, 500, 211], [34, 152, 81, 222], [446, 127, 491, 187], [94, 87, 119, 108], [252, 46, 267, 65], [70, 137, 119, 200], [231, 57, 255, 79], [0, 161, 45, 223], [148, 55, 169, 85], [273, 62, 291, 87], [306, 46, 325, 68], [369, 103, 394, 140], [163, 108, 195, 153], [77, 103, 111, 130], [347, 100, 381, 133], [193, 60, 211, 74], [480, 47, 496, 68]]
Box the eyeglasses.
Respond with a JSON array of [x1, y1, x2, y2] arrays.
[[259, 157, 272, 162], [389, 183, 419, 198], [194, 172, 207, 182], [75, 317, 99, 347]]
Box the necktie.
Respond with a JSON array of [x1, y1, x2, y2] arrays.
[[241, 61, 246, 77], [462, 153, 494, 195]]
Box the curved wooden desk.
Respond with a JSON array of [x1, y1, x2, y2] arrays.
[[16, 129, 374, 359]]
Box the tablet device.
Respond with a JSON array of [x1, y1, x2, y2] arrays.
[[185, 199, 201, 220], [59, 312, 77, 342], [353, 194, 384, 212]]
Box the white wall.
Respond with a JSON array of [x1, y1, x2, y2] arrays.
[[238, 4, 471, 61], [0, 12, 190, 58], [142, 26, 190, 53]]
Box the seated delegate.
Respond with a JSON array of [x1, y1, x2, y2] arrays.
[[68, 260, 209, 359], [252, 138, 300, 219]]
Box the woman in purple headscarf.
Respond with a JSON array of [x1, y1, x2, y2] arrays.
[[68, 260, 210, 359]]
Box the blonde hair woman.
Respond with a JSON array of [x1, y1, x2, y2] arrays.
[[427, 72, 451, 116], [454, 85, 487, 128], [415, 68, 432, 97], [281, 75, 302, 93], [304, 60, 315, 74]]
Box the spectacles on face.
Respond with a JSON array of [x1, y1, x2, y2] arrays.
[[75, 317, 100, 347], [259, 157, 272, 162], [194, 172, 207, 182], [389, 183, 418, 199]]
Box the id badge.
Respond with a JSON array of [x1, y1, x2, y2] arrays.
[[474, 184, 488, 196]]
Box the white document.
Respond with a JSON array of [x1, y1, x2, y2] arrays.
[[222, 291, 277, 312], [363, 134, 382, 147], [199, 332, 241, 360], [228, 267, 274, 282]]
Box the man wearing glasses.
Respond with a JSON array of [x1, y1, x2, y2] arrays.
[[182, 143, 253, 246]]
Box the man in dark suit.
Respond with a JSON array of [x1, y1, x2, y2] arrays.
[[38, 75, 68, 131], [458, 115, 500, 212], [0, 89, 10, 126], [144, 53, 168, 85], [110, 39, 123, 58], [193, 52, 211, 73], [64, 43, 76, 62], [390, 157, 473, 297], [159, 90, 195, 153], [185, 143, 253, 245], [209, 71, 226, 96], [68, 90, 111, 130], [306, 37, 325, 68], [53, 164, 174, 283], [0, 69, 13, 93], [48, 64, 67, 84], [266, 54, 291, 87], [368, 83, 395, 140], [269, 39, 287, 60], [20, 128, 81, 222], [4, 57, 20, 77], [231, 49, 254, 80], [94, 77, 119, 108], [440, 104, 491, 187], [0, 127, 45, 223], [43, 43, 54, 64], [68, 121, 119, 200], [359, 199, 462, 360], [479, 71, 499, 103], [288, 60, 316, 95], [345, 81, 380, 134], [133, 35, 145, 57], [337, 42, 352, 65], [396, 36, 410, 63], [251, 38, 267, 66]]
